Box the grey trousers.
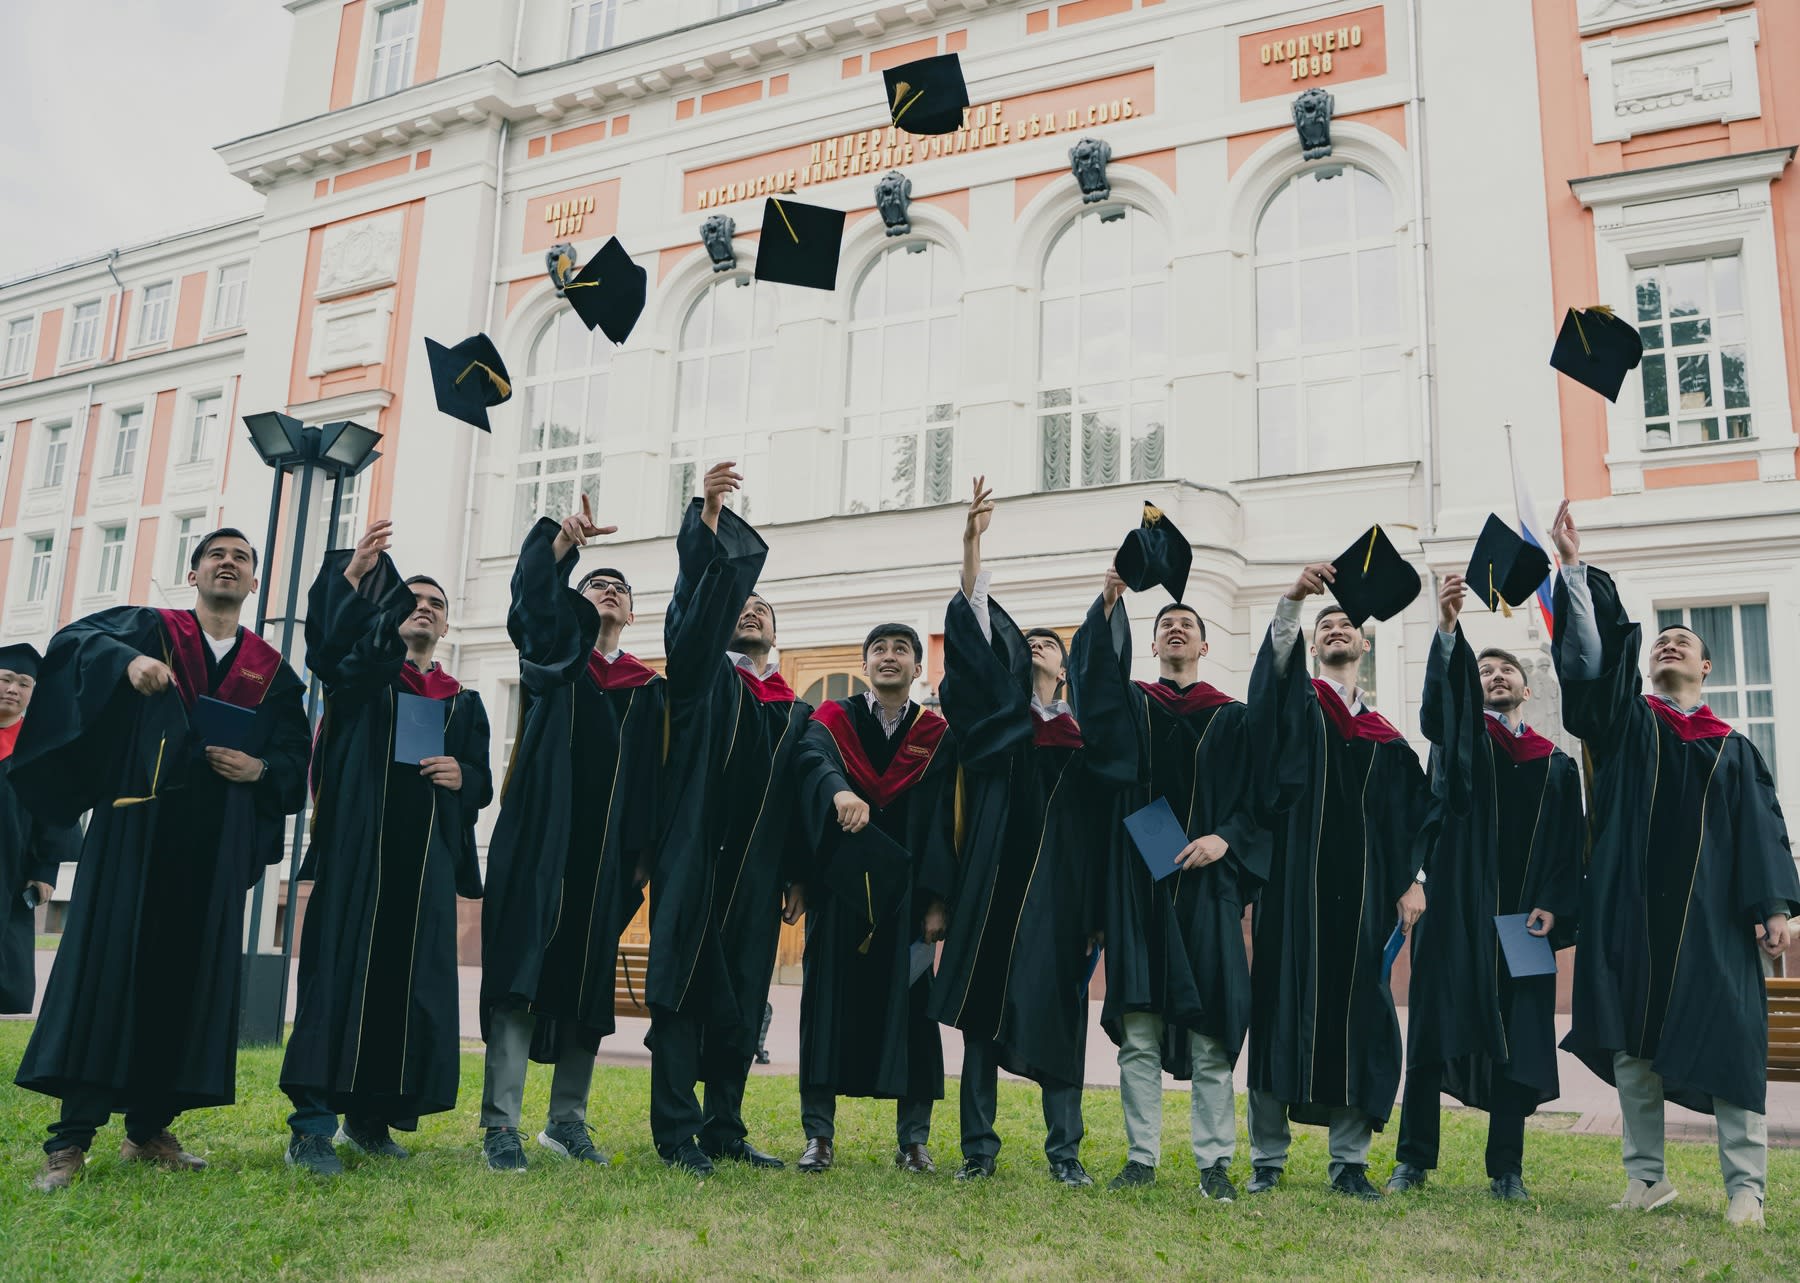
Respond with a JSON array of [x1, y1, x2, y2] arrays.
[[960, 1036, 1083, 1164], [801, 1087, 933, 1148], [1118, 1012, 1237, 1170], [1613, 1053, 1767, 1199], [1246, 1088, 1374, 1182], [479, 1007, 597, 1131]]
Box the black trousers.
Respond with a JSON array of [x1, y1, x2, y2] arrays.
[[648, 1008, 755, 1154], [1395, 1062, 1532, 1179], [959, 1036, 1083, 1164], [44, 1088, 177, 1155]]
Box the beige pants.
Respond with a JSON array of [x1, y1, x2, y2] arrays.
[[1612, 1053, 1766, 1200], [1118, 1012, 1237, 1170], [1246, 1088, 1373, 1182]]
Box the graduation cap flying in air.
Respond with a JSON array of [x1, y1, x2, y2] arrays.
[[561, 237, 648, 346], [425, 333, 512, 433], [754, 197, 847, 291], [1327, 525, 1421, 628], [1465, 513, 1551, 616], [1549, 304, 1643, 402], [1114, 502, 1191, 602], [822, 824, 912, 955], [883, 53, 970, 136]]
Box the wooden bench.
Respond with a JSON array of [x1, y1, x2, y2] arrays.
[[1772, 977, 1800, 1084], [615, 942, 651, 1019]]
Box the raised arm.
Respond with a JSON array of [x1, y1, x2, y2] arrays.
[[664, 463, 767, 695], [938, 479, 1032, 773], [1420, 574, 1481, 817], [1547, 503, 1640, 754], [1066, 568, 1141, 789], [1248, 564, 1334, 815], [304, 521, 413, 695], [506, 514, 604, 692]]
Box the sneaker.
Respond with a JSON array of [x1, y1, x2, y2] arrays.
[[1050, 1158, 1094, 1188], [1386, 1162, 1428, 1194], [484, 1127, 528, 1172], [954, 1155, 995, 1181], [1725, 1189, 1765, 1229], [338, 1120, 409, 1159], [1491, 1173, 1530, 1202], [1107, 1160, 1156, 1191], [120, 1130, 206, 1171], [32, 1147, 86, 1192], [539, 1122, 608, 1165], [1611, 1178, 1676, 1212], [1200, 1161, 1237, 1203], [1246, 1165, 1282, 1195], [704, 1138, 784, 1169], [286, 1133, 344, 1177], [663, 1140, 715, 1176], [1331, 1165, 1383, 1201]]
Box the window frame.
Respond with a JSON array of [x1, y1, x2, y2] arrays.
[[365, 0, 421, 102], [107, 406, 145, 478], [184, 391, 224, 466], [64, 298, 103, 365], [133, 279, 175, 349], [1655, 598, 1777, 771], [567, 0, 620, 56], [669, 275, 781, 530], [171, 512, 208, 582], [24, 534, 55, 604], [3, 315, 35, 378], [37, 421, 71, 489], [94, 523, 128, 596], [511, 307, 618, 539], [209, 261, 250, 333]]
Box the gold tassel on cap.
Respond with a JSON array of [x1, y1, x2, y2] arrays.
[[1362, 524, 1380, 574], [456, 360, 511, 400], [112, 734, 168, 809], [771, 198, 800, 244], [1489, 564, 1512, 618], [892, 84, 925, 126]]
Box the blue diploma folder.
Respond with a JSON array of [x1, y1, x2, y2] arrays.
[[191, 696, 254, 751], [1380, 922, 1406, 983], [394, 692, 446, 765], [1122, 797, 1186, 883], [1493, 913, 1557, 978]]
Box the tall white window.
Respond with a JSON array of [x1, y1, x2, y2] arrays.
[[137, 282, 173, 346], [1037, 210, 1168, 492], [40, 424, 69, 487], [844, 244, 959, 513], [1635, 254, 1753, 450], [1656, 602, 1775, 770], [316, 466, 367, 553], [514, 310, 615, 536], [25, 537, 54, 603], [367, 0, 420, 99], [3, 317, 32, 377], [212, 263, 249, 331], [672, 280, 780, 526], [1254, 165, 1403, 476], [568, 0, 619, 55], [95, 525, 127, 595], [108, 408, 143, 477], [67, 300, 101, 363], [186, 394, 221, 463], [173, 514, 207, 580]]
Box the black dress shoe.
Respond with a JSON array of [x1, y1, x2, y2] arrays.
[[661, 1140, 715, 1177], [1106, 1160, 1155, 1191], [1491, 1173, 1530, 1202], [706, 1138, 784, 1169], [1246, 1165, 1282, 1194], [1050, 1158, 1094, 1188], [797, 1137, 834, 1173], [896, 1143, 936, 1174], [1385, 1162, 1428, 1194], [954, 1155, 995, 1181], [1332, 1165, 1383, 1201]]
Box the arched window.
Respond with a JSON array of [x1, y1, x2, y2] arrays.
[[513, 308, 615, 534], [1037, 209, 1168, 492], [843, 243, 959, 513], [672, 278, 780, 527], [1254, 165, 1403, 476]]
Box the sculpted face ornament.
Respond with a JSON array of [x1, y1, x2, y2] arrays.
[[875, 170, 913, 237], [701, 215, 738, 273], [1293, 88, 1335, 160], [546, 242, 579, 298], [1068, 137, 1113, 204]]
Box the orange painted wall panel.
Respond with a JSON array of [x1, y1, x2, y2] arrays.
[[0, 538, 10, 609], [414, 0, 444, 82], [98, 294, 119, 366], [527, 135, 548, 159], [363, 199, 426, 527], [660, 245, 698, 284], [520, 179, 621, 255], [2, 422, 30, 527], [1643, 459, 1759, 489], [610, 114, 630, 136], [919, 188, 971, 228], [329, 0, 367, 112], [140, 390, 176, 508], [868, 38, 937, 75], [111, 290, 134, 360], [504, 277, 539, 317], [129, 515, 159, 604], [1238, 5, 1385, 103], [31, 311, 61, 381], [336, 154, 412, 193], [1025, 9, 1050, 35], [701, 80, 764, 115], [173, 271, 207, 347], [55, 527, 83, 626], [1057, 0, 1133, 28], [551, 120, 609, 152], [71, 405, 102, 518], [944, 29, 967, 53]]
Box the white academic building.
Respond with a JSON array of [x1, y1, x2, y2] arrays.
[[3, 0, 1798, 958]]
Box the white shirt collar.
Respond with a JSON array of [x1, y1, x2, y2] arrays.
[[1319, 676, 1367, 717], [863, 689, 913, 737], [727, 650, 778, 680], [1483, 708, 1528, 737]]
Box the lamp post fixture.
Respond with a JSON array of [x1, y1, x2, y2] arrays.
[[239, 411, 383, 1046]]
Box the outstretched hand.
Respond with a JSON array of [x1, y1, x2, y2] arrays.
[[963, 477, 994, 544], [345, 519, 392, 589], [552, 495, 617, 560], [1438, 573, 1466, 632], [701, 460, 743, 531], [1550, 499, 1580, 568], [1286, 561, 1337, 602], [1101, 565, 1127, 617]]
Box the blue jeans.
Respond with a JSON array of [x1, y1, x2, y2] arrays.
[[285, 1088, 339, 1139]]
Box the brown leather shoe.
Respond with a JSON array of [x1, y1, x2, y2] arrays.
[[33, 1147, 86, 1192], [896, 1144, 935, 1174], [797, 1137, 834, 1173], [120, 1131, 206, 1171]]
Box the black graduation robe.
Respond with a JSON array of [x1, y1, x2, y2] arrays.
[[0, 723, 81, 1013], [1407, 628, 1582, 1112], [929, 591, 1129, 1088], [647, 500, 810, 1057], [481, 518, 665, 1055], [11, 607, 309, 1109], [279, 552, 492, 1125], [1246, 626, 1430, 1128], [1554, 566, 1798, 1114], [795, 696, 956, 1101], [1068, 594, 1271, 1075]]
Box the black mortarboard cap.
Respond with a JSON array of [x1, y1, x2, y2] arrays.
[[1328, 525, 1421, 627], [883, 53, 970, 136], [1549, 305, 1643, 402], [425, 333, 512, 432], [110, 689, 192, 810], [1115, 502, 1191, 601], [0, 643, 40, 679], [753, 198, 846, 291], [822, 825, 911, 954], [1465, 513, 1551, 615], [563, 237, 647, 346]]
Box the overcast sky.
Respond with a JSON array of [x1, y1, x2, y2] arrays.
[[0, 0, 293, 282]]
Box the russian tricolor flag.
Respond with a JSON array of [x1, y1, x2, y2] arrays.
[[1510, 437, 1557, 634]]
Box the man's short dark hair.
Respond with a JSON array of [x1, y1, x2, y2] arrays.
[[1313, 604, 1353, 633], [1153, 603, 1206, 640], [862, 623, 923, 661], [1656, 623, 1711, 663], [578, 567, 633, 602], [746, 592, 777, 634], [1477, 647, 1527, 678], [1023, 627, 1067, 662], [191, 528, 259, 573], [406, 575, 449, 613]]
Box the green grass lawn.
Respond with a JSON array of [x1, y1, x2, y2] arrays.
[[0, 1021, 1787, 1282], [32, 935, 57, 952]]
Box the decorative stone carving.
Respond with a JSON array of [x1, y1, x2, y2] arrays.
[[1579, 0, 1753, 37], [875, 170, 913, 237], [546, 241, 579, 297], [1581, 10, 1761, 143], [1069, 138, 1112, 205], [701, 215, 737, 272], [316, 210, 404, 301], [1292, 88, 1335, 160], [307, 289, 395, 376]]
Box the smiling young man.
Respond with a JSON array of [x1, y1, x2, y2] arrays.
[[1548, 503, 1796, 1229], [280, 522, 493, 1176], [16, 530, 310, 1193], [0, 646, 80, 1017], [1387, 574, 1583, 1201], [477, 500, 666, 1172]]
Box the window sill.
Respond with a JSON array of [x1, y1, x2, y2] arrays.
[[1605, 430, 1799, 490]]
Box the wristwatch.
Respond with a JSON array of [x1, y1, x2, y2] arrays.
[[1414, 869, 1428, 885]]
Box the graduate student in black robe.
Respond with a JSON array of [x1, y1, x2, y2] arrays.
[[1067, 572, 1269, 1200], [281, 521, 493, 1176], [793, 622, 956, 1174], [1548, 502, 1796, 1229], [647, 464, 810, 1176], [1387, 574, 1582, 1201], [0, 646, 81, 1016], [478, 501, 665, 1172], [931, 481, 1130, 1188], [16, 529, 309, 1193], [1244, 562, 1430, 1200]]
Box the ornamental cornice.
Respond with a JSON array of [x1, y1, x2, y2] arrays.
[[1568, 145, 1794, 209]]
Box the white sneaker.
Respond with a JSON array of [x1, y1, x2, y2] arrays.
[[1611, 1178, 1678, 1211], [1725, 1189, 1765, 1229]]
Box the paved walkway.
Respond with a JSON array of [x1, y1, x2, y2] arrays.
[[16, 950, 1798, 1146]]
